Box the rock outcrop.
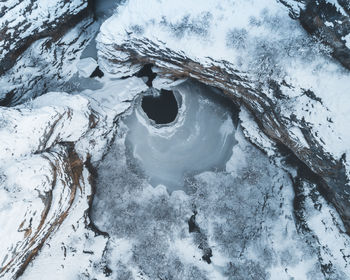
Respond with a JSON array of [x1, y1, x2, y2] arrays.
[[0, 0, 89, 74], [0, 78, 147, 279], [281, 0, 350, 70], [0, 0, 96, 105]]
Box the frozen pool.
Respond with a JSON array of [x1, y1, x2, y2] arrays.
[[122, 80, 238, 191]]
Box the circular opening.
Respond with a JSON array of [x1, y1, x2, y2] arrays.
[[125, 81, 238, 190], [141, 89, 178, 124]]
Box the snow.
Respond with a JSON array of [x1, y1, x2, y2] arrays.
[[0, 75, 147, 279], [0, 0, 87, 62], [325, 21, 335, 27], [97, 0, 292, 72], [0, 92, 93, 278], [0, 17, 98, 105], [1, 0, 350, 279], [91, 103, 350, 278]]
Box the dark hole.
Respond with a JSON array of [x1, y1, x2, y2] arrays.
[[136, 64, 157, 87], [202, 248, 213, 264], [103, 266, 112, 277], [141, 89, 178, 124], [90, 66, 104, 78], [188, 211, 200, 233]]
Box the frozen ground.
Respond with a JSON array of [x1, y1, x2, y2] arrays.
[[1, 0, 350, 279]]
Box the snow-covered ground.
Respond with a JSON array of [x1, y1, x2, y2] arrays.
[[0, 75, 147, 279], [0, 0, 88, 66], [1, 0, 350, 279]]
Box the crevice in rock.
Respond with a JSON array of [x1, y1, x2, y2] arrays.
[[90, 66, 104, 78], [188, 211, 200, 233], [0, 89, 15, 107], [187, 210, 213, 264], [136, 64, 157, 87], [85, 155, 110, 238], [87, 0, 97, 20], [201, 248, 213, 264], [103, 265, 113, 277]]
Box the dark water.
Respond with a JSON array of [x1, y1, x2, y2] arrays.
[[141, 89, 178, 124]]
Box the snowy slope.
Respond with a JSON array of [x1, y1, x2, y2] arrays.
[[0, 76, 147, 279], [0, 0, 88, 74]]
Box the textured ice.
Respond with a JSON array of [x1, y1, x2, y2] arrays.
[[123, 80, 237, 190]]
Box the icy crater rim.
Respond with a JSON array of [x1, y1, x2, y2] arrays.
[[137, 88, 185, 129], [135, 88, 186, 137]]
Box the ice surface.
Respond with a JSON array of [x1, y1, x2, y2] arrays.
[[123, 80, 237, 190], [80, 0, 125, 60]]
